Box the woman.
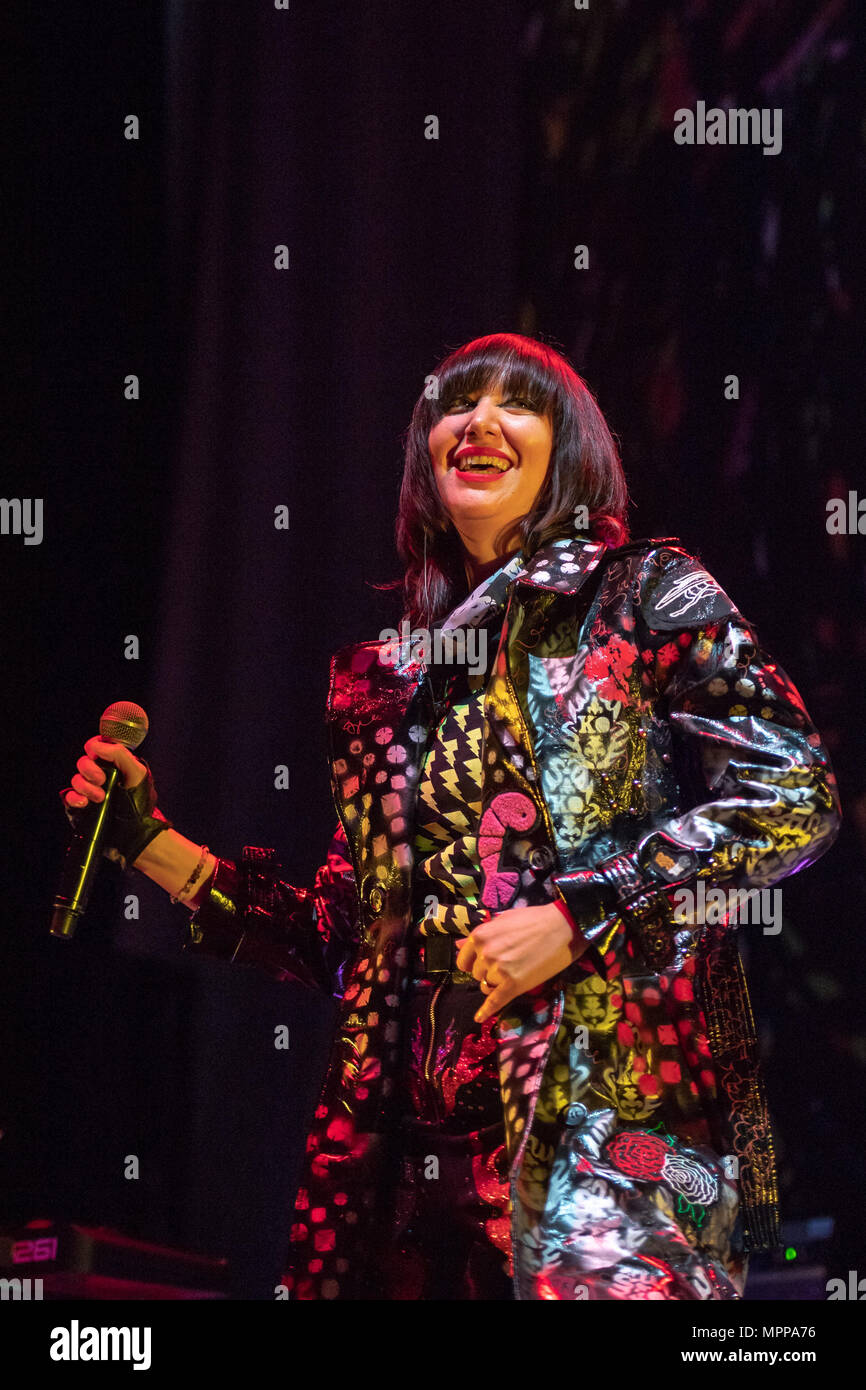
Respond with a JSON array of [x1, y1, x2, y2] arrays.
[[62, 332, 841, 1301]]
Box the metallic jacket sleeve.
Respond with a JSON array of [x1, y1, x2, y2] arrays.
[[182, 821, 360, 998], [554, 549, 842, 974]]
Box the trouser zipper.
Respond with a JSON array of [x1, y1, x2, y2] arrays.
[[423, 978, 447, 1117]]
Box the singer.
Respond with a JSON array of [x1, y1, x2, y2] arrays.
[[62, 333, 841, 1300]]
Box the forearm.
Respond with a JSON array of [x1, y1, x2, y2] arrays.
[[183, 838, 360, 994], [132, 826, 217, 908]]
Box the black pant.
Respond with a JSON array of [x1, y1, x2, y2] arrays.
[[378, 974, 514, 1300]]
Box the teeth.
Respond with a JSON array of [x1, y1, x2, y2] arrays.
[[457, 454, 510, 471]]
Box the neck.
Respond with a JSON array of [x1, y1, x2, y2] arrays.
[[461, 541, 521, 590]]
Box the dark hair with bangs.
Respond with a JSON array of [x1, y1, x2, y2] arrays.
[[395, 332, 630, 627]]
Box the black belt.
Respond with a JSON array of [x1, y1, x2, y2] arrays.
[[412, 931, 478, 985]]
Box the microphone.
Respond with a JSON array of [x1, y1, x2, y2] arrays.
[[50, 701, 150, 940]]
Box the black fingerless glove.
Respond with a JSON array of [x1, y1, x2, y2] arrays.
[[59, 757, 173, 872]]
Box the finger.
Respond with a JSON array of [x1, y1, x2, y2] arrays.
[[471, 955, 490, 986], [83, 736, 147, 789], [455, 936, 476, 972], [474, 982, 515, 1024], [456, 909, 495, 971], [70, 772, 104, 802], [77, 755, 106, 785]]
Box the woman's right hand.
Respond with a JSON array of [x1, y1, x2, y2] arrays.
[[60, 737, 172, 870], [64, 736, 149, 811]]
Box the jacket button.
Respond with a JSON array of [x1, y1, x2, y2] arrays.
[[564, 1103, 586, 1127], [529, 846, 553, 870], [368, 885, 385, 916]]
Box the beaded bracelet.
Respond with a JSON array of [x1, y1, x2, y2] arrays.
[[171, 845, 210, 905]]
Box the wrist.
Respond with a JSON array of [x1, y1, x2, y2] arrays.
[[132, 828, 218, 908], [131, 821, 177, 871], [170, 843, 213, 906], [551, 896, 589, 959]]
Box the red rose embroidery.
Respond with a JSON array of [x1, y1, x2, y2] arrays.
[[605, 1130, 669, 1180]]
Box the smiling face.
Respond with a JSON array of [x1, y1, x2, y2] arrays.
[[428, 379, 554, 557]]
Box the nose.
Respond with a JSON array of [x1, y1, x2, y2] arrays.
[[464, 396, 502, 439]]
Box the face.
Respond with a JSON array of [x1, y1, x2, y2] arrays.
[[428, 378, 554, 541]]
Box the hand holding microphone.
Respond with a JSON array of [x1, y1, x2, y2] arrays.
[[53, 701, 173, 938]]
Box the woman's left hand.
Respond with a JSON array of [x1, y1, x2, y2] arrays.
[[455, 902, 588, 1024]]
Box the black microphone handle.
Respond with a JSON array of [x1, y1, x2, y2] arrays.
[[50, 756, 122, 940]]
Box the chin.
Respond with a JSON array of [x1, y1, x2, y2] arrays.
[[454, 504, 517, 524]]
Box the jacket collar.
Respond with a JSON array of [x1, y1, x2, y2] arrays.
[[513, 534, 606, 595], [385, 536, 611, 674], [514, 533, 685, 595], [440, 534, 612, 632]]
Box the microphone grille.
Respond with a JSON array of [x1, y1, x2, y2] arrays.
[[99, 701, 149, 751]]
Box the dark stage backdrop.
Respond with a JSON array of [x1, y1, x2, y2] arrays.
[[7, 0, 864, 1297]]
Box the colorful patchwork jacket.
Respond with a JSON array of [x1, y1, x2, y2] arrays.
[[184, 534, 841, 1299]]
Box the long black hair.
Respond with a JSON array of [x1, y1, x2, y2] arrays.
[[395, 332, 630, 628]]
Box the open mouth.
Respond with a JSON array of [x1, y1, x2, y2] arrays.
[[453, 454, 512, 473]]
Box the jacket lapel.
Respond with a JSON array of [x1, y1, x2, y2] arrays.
[[479, 539, 611, 1254]]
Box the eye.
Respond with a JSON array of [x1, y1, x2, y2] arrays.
[[444, 393, 538, 412]]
